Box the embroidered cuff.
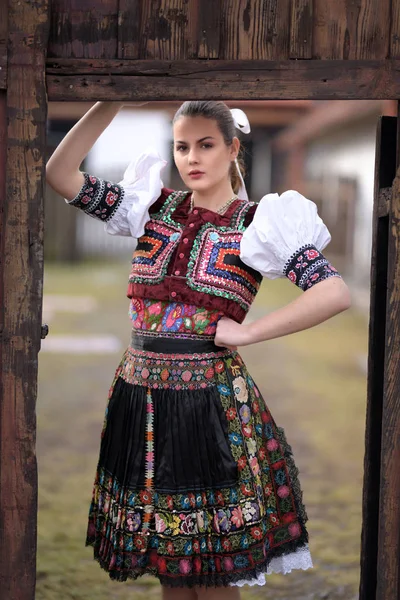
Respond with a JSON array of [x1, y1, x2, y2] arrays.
[[66, 173, 125, 222], [283, 244, 342, 291]]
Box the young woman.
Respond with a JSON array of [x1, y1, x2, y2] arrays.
[[46, 100, 351, 599]]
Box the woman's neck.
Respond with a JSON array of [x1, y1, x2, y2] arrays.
[[191, 182, 236, 212]]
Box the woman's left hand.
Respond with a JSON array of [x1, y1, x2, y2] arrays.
[[214, 317, 254, 350]]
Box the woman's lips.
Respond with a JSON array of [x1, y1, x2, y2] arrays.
[[188, 171, 205, 179]]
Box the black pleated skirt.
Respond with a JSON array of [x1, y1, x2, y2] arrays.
[[86, 334, 311, 588]]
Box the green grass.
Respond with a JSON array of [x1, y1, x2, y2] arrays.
[[37, 262, 367, 599]]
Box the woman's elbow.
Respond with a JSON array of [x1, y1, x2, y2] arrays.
[[333, 278, 352, 313]]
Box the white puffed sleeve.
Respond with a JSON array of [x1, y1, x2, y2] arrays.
[[240, 190, 332, 279], [105, 150, 167, 238]]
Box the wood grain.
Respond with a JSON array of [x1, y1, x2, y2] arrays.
[[359, 117, 396, 600], [220, 0, 291, 59], [313, 0, 391, 60], [117, 0, 142, 59], [47, 0, 118, 58], [356, 0, 391, 59], [290, 0, 313, 59], [139, 0, 190, 59], [376, 164, 400, 599], [196, 0, 221, 59], [45, 58, 400, 100], [390, 0, 400, 58], [0, 1, 48, 598], [0, 0, 6, 88]]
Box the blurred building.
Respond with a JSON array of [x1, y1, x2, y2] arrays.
[[272, 100, 397, 308]]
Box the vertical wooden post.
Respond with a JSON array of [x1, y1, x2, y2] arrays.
[[375, 107, 400, 600], [0, 2, 48, 599], [359, 117, 397, 599]]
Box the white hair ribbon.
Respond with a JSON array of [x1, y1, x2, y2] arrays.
[[230, 108, 251, 134], [230, 108, 251, 200]]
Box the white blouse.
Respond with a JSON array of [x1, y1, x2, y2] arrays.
[[68, 151, 332, 279]]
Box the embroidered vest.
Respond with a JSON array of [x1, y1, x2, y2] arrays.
[[127, 191, 262, 323]]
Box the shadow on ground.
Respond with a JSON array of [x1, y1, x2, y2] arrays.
[[37, 261, 367, 600]]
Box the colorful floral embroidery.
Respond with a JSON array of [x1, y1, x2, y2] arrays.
[[67, 173, 124, 221], [119, 344, 231, 390], [129, 298, 223, 339], [87, 348, 309, 586], [283, 244, 342, 290], [186, 224, 262, 311]]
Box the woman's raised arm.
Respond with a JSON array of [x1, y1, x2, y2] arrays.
[[46, 101, 125, 200]]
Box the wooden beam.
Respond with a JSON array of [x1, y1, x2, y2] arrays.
[[0, 0, 7, 88], [359, 116, 396, 600], [313, 0, 391, 60], [391, 0, 400, 58], [220, 0, 291, 60], [196, 0, 221, 59], [46, 58, 400, 101], [117, 0, 142, 59], [0, 1, 49, 598], [290, 0, 313, 59], [376, 155, 400, 600]]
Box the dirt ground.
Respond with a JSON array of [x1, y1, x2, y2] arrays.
[[37, 261, 367, 600]]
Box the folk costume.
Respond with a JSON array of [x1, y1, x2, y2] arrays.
[[66, 141, 341, 588]]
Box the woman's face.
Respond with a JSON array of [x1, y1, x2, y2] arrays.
[[173, 116, 239, 193]]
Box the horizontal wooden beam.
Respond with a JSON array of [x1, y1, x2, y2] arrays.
[[46, 58, 400, 101]]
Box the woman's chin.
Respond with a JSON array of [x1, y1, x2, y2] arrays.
[[184, 179, 210, 192]]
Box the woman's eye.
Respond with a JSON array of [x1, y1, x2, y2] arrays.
[[202, 144, 213, 149], [176, 145, 187, 152]]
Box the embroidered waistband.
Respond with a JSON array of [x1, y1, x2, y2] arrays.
[[130, 330, 226, 354]]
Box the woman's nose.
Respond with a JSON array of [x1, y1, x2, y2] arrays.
[[188, 150, 199, 164]]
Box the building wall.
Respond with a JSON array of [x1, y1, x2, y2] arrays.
[[305, 118, 377, 289], [77, 108, 172, 258]]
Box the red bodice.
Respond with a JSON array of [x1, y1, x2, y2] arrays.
[[127, 189, 262, 323]]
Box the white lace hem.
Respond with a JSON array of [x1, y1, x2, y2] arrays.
[[230, 545, 313, 587]]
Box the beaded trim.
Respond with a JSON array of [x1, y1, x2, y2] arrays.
[[231, 200, 258, 231], [67, 173, 124, 222], [132, 329, 216, 341], [283, 244, 342, 291], [152, 190, 190, 228]]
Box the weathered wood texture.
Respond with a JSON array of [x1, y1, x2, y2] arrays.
[[0, 0, 7, 88], [0, 1, 49, 599], [391, 0, 400, 58], [290, 0, 313, 59], [313, 0, 391, 60], [195, 0, 221, 58], [45, 58, 400, 101], [139, 0, 192, 59], [48, 0, 118, 58], [359, 116, 396, 600], [117, 0, 142, 59], [220, 0, 291, 60], [45, 0, 395, 61], [376, 140, 400, 600]]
